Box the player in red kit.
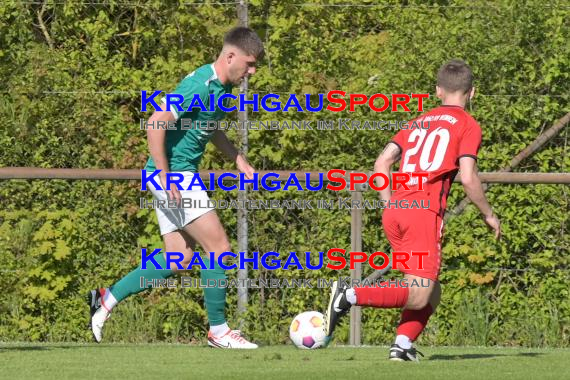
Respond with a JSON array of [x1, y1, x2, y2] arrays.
[[324, 59, 501, 361]]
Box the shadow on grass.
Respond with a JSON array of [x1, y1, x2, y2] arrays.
[[0, 345, 91, 352], [0, 346, 50, 352], [429, 352, 543, 360]]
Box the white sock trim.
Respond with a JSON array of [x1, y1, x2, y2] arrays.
[[395, 334, 412, 349], [209, 322, 230, 338], [102, 288, 118, 311], [346, 288, 357, 305]]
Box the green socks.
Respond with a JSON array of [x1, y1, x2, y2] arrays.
[[201, 258, 227, 326], [107, 253, 227, 328], [109, 252, 174, 302]]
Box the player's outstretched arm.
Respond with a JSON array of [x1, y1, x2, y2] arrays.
[[211, 129, 256, 179], [146, 103, 181, 204], [374, 142, 401, 202], [459, 157, 501, 239]]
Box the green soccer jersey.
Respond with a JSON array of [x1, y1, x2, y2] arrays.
[[144, 64, 233, 172]]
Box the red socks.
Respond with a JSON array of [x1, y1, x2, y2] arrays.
[[354, 282, 409, 308], [396, 304, 434, 341], [354, 282, 435, 342]]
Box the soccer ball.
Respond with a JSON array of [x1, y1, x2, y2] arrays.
[[289, 311, 328, 349]]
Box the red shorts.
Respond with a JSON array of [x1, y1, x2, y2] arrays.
[[382, 207, 444, 281]]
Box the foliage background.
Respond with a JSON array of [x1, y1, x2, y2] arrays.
[[0, 0, 568, 346]]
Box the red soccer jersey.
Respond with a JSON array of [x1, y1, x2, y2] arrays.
[[390, 105, 482, 216]]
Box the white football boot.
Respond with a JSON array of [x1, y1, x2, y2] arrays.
[[86, 289, 111, 343], [207, 329, 258, 349]]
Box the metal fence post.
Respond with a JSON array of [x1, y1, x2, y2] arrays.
[[236, 0, 249, 325], [349, 189, 363, 346]]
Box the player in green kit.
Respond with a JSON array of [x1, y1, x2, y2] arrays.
[[87, 27, 264, 349]]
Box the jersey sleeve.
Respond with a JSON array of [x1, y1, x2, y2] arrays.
[[162, 74, 209, 121], [457, 121, 482, 160]]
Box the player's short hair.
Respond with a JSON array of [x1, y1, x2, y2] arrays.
[[437, 59, 473, 94], [223, 27, 264, 60]]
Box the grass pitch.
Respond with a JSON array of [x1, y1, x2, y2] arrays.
[[0, 343, 568, 380]]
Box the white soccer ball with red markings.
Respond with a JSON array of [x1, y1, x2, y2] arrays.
[[289, 311, 328, 349]]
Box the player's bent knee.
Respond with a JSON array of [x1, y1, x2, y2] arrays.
[[204, 242, 232, 261], [406, 287, 432, 310], [215, 242, 232, 258], [179, 254, 195, 268], [428, 282, 442, 311], [407, 298, 430, 310]]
